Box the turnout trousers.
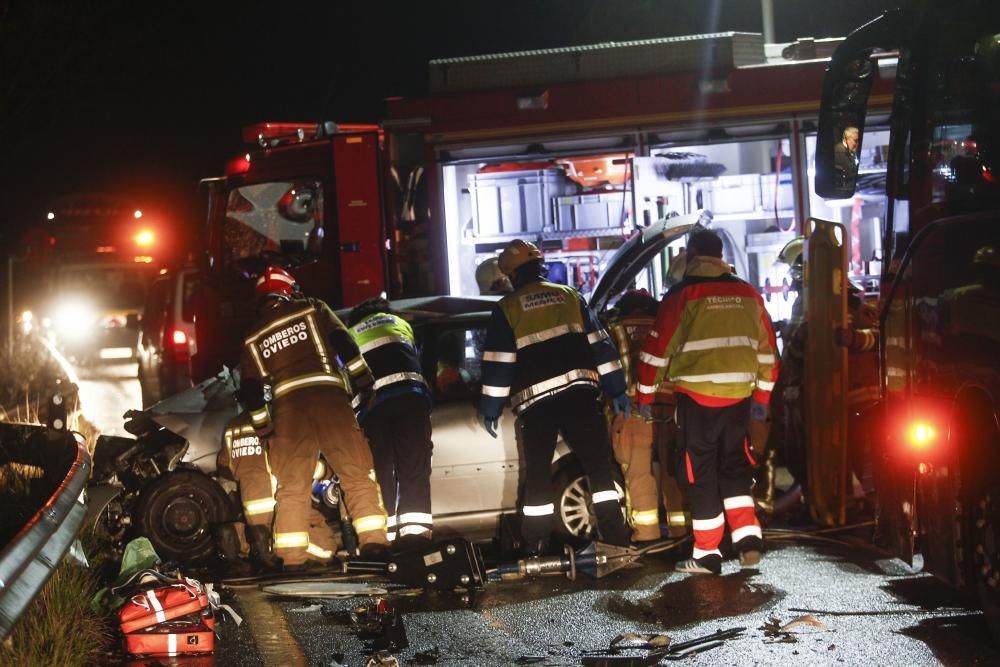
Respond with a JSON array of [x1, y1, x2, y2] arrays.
[[362, 392, 434, 547], [270, 386, 388, 566], [517, 387, 630, 553], [610, 413, 660, 541], [225, 432, 275, 529], [676, 394, 762, 562]]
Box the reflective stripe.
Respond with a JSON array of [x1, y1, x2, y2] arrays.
[[639, 351, 669, 367], [274, 532, 310, 549], [306, 543, 333, 560], [596, 360, 623, 376], [387, 531, 397, 542], [305, 313, 330, 369], [731, 524, 763, 543], [681, 336, 754, 352], [483, 350, 517, 363], [359, 334, 414, 354], [587, 330, 609, 344], [591, 489, 620, 504], [248, 342, 267, 376], [399, 512, 433, 525], [674, 372, 756, 384], [649, 330, 659, 338], [522, 503, 554, 517], [482, 384, 511, 398], [637, 383, 657, 395], [885, 336, 906, 348], [346, 355, 367, 373], [244, 498, 276, 516], [512, 369, 599, 406], [516, 323, 584, 349], [312, 459, 327, 481], [691, 513, 725, 531], [386, 515, 398, 528], [373, 371, 427, 391], [756, 380, 775, 391], [147, 590, 167, 623], [631, 509, 659, 526], [399, 525, 432, 537], [757, 354, 775, 364], [723, 495, 756, 510], [250, 408, 269, 424], [273, 373, 345, 398], [167, 633, 177, 656], [353, 514, 387, 534], [692, 547, 723, 560], [886, 367, 907, 377], [667, 512, 688, 526], [245, 306, 314, 345]]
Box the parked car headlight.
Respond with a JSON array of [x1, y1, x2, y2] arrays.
[[53, 299, 96, 341]]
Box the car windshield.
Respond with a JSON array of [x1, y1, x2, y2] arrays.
[[223, 179, 324, 268]]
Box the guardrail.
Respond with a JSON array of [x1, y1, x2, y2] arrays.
[[0, 421, 90, 639]]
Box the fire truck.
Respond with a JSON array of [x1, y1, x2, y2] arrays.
[[812, 1, 1000, 635], [20, 194, 167, 365], [195, 31, 896, 380]]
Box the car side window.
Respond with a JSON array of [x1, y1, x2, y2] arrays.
[[433, 326, 485, 402], [143, 278, 170, 341]]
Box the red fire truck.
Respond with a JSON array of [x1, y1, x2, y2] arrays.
[[812, 1, 1000, 635]]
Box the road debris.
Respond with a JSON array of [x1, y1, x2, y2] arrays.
[[582, 626, 744, 664], [780, 614, 829, 632]]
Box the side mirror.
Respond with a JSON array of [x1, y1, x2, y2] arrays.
[[126, 313, 140, 329]]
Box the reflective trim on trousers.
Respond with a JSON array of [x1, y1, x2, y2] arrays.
[[723, 495, 755, 510], [667, 512, 688, 526], [731, 524, 763, 543], [691, 513, 725, 531], [243, 497, 277, 516], [587, 330, 609, 344], [346, 355, 367, 373], [522, 503, 554, 517], [306, 543, 334, 560], [483, 350, 516, 363], [399, 525, 432, 537], [482, 384, 511, 398], [516, 323, 584, 349], [637, 383, 657, 395], [512, 369, 600, 406], [274, 531, 310, 550], [373, 371, 428, 392], [398, 512, 433, 526], [639, 351, 669, 367], [353, 514, 388, 534], [756, 380, 775, 391], [386, 515, 398, 528], [631, 509, 659, 526], [596, 360, 623, 376], [692, 547, 723, 560], [591, 489, 620, 504]]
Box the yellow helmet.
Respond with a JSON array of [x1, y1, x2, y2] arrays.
[[497, 239, 543, 275], [776, 237, 805, 283]]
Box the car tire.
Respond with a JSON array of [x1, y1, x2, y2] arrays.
[[134, 469, 232, 564], [552, 463, 626, 541], [973, 485, 1000, 641]]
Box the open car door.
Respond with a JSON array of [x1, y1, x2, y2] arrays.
[[804, 218, 849, 525]]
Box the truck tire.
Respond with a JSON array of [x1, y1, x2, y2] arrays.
[[134, 469, 232, 564]]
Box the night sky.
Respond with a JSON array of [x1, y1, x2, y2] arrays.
[[1, 0, 908, 247]]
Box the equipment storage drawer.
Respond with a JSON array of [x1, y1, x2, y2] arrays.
[[701, 174, 761, 215], [759, 173, 794, 212], [554, 192, 626, 230], [469, 168, 576, 236]]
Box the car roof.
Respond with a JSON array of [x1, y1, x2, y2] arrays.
[[336, 295, 499, 326]]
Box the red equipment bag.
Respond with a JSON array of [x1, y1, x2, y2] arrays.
[[118, 577, 210, 634], [122, 618, 215, 657]]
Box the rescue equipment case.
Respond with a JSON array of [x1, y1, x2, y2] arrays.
[[118, 576, 215, 657]]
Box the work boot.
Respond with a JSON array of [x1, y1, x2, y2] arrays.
[[211, 522, 253, 577], [734, 535, 764, 568], [245, 524, 283, 573], [675, 554, 722, 575]]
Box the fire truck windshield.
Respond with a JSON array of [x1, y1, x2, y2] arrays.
[[223, 179, 324, 270]]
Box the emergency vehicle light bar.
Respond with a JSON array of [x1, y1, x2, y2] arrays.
[[242, 122, 380, 148]]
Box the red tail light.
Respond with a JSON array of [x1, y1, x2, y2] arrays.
[[170, 328, 190, 363], [172, 330, 187, 345]]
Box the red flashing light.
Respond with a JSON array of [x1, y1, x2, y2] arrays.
[[135, 230, 155, 248], [907, 422, 937, 450], [225, 154, 251, 176], [172, 330, 188, 345], [170, 328, 190, 363]]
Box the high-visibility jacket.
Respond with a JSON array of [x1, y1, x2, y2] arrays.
[[608, 313, 675, 407], [239, 297, 374, 432], [480, 280, 626, 418], [349, 312, 429, 420], [636, 257, 778, 407]]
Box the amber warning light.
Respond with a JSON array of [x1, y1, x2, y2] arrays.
[[135, 229, 155, 248]]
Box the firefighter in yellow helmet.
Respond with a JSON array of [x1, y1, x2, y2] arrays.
[[479, 239, 631, 554], [238, 266, 389, 569], [606, 289, 688, 541]]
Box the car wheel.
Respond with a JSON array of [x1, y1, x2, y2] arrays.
[[973, 485, 1000, 641], [134, 469, 232, 563], [552, 465, 625, 540]]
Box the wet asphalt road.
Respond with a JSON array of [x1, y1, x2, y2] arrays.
[[212, 535, 1000, 667], [74, 361, 142, 436]]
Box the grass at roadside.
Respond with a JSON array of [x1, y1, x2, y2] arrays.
[[1, 334, 113, 665]]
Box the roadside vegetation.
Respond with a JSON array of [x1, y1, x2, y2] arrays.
[[1, 333, 111, 666]]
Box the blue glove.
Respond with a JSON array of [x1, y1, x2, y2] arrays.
[[638, 404, 653, 420], [483, 416, 499, 438], [611, 394, 631, 418], [750, 400, 768, 422]]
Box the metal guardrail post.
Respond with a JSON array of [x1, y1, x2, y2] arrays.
[[0, 422, 91, 639]]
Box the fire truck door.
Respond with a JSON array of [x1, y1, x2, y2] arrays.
[[804, 218, 849, 526]]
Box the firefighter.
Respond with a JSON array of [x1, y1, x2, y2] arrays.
[[476, 256, 513, 295], [606, 289, 687, 541], [347, 297, 434, 550], [214, 411, 282, 574], [238, 266, 389, 568], [479, 239, 631, 555], [637, 230, 778, 575]]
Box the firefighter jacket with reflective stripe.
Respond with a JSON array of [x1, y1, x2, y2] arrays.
[[221, 415, 276, 522], [636, 257, 778, 407], [608, 314, 675, 407], [479, 280, 626, 418], [239, 297, 374, 431], [349, 312, 430, 420]]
